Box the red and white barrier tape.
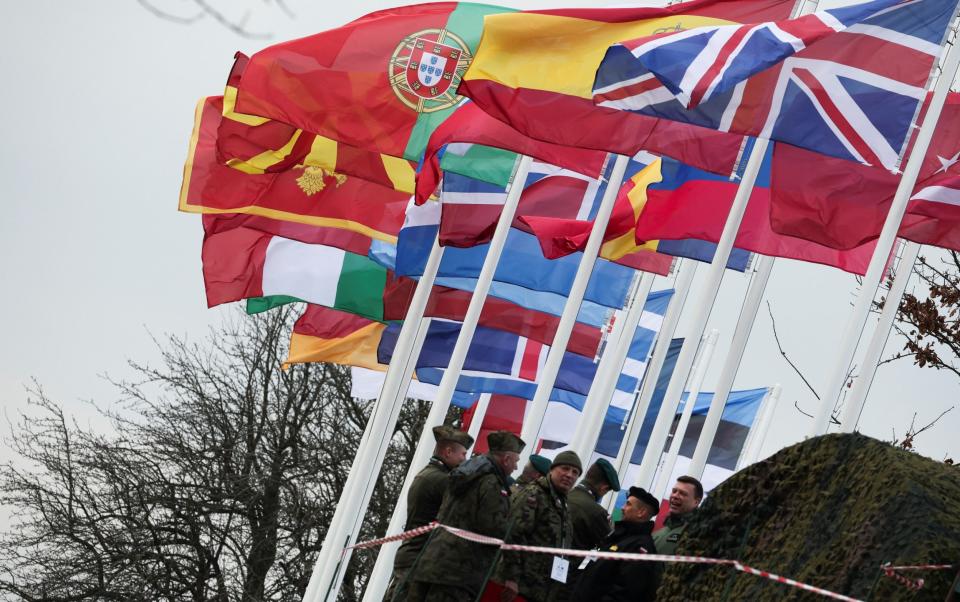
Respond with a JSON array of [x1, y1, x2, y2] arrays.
[[344, 522, 864, 600], [882, 566, 924, 591], [883, 563, 955, 571]]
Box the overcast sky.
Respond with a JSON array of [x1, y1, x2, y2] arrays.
[[2, 0, 957, 517]]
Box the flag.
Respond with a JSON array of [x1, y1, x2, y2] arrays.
[[377, 320, 598, 397], [202, 213, 373, 256], [611, 0, 903, 109], [415, 101, 608, 203], [201, 226, 387, 320], [285, 305, 387, 370], [900, 175, 960, 251], [232, 3, 512, 161], [594, 0, 959, 171], [769, 93, 960, 250], [458, 0, 794, 175], [635, 148, 878, 275], [219, 55, 418, 194], [349, 366, 479, 408], [381, 276, 604, 358], [462, 394, 526, 453], [180, 96, 410, 243]]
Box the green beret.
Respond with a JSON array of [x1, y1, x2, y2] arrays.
[[487, 430, 525, 453], [594, 458, 621, 491], [432, 425, 474, 449], [550, 450, 583, 473], [529, 454, 552, 476]]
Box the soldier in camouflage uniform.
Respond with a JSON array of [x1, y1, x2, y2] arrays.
[[386, 425, 473, 600], [510, 453, 551, 494], [496, 450, 582, 602], [404, 431, 525, 602], [567, 458, 619, 551]]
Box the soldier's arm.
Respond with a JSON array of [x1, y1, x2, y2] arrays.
[[499, 485, 539, 582]]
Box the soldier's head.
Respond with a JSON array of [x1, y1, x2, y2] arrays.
[[622, 486, 659, 524], [519, 454, 551, 483], [486, 431, 525, 475], [432, 426, 474, 469], [583, 458, 621, 498], [668, 475, 703, 517], [548, 451, 582, 494]]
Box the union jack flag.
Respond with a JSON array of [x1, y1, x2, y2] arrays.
[[614, 0, 905, 109], [594, 0, 959, 171]]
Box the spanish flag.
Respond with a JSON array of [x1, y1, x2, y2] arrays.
[[458, 0, 794, 175], [180, 96, 409, 244]]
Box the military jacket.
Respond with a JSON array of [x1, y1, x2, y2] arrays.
[[393, 457, 451, 570], [651, 511, 692, 555], [566, 483, 612, 550], [570, 520, 660, 602], [495, 476, 573, 602], [409, 454, 512, 595]]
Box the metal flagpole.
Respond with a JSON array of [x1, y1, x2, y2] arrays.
[[840, 242, 921, 432], [517, 153, 630, 470], [302, 237, 444, 602], [567, 272, 656, 461], [466, 393, 493, 442], [361, 155, 535, 601], [737, 383, 782, 468], [687, 255, 775, 480], [604, 260, 696, 513], [633, 137, 769, 491], [810, 27, 960, 436], [651, 329, 719, 500]]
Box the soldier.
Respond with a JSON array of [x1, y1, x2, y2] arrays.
[[496, 450, 582, 602], [651, 475, 703, 555], [567, 458, 620, 551], [405, 430, 524, 601], [386, 425, 474, 600], [570, 486, 661, 602], [511, 453, 551, 493]]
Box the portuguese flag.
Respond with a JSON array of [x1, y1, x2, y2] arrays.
[[233, 2, 513, 161], [202, 226, 387, 321]]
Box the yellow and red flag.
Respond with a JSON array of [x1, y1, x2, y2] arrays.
[[285, 305, 387, 370]]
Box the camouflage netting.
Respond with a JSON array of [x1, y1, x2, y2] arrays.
[[658, 433, 960, 601]]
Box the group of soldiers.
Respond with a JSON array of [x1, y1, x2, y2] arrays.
[[385, 425, 704, 601]]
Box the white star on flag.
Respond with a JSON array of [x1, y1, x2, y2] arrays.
[[935, 150, 960, 174]]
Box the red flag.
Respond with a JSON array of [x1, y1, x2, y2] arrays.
[[202, 214, 373, 256], [769, 93, 960, 250], [635, 163, 878, 275], [462, 394, 527, 454]]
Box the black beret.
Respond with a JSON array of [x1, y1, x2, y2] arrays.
[[628, 486, 660, 515]]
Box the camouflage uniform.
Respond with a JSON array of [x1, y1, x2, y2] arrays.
[[567, 482, 612, 550], [406, 454, 512, 600], [495, 476, 573, 602], [386, 456, 451, 599]]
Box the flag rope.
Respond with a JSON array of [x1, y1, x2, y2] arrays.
[[342, 522, 960, 601]]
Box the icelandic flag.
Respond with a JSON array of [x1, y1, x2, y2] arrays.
[[594, 0, 960, 171], [614, 0, 905, 109]]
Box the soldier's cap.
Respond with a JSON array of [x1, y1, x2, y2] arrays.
[[593, 458, 621, 491], [550, 450, 583, 473], [432, 425, 474, 449], [487, 430, 525, 453], [529, 454, 551, 476], [628, 486, 660, 516]]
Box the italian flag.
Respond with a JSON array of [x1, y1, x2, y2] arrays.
[[202, 227, 387, 321]]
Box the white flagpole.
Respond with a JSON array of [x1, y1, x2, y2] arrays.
[[633, 137, 769, 491], [810, 28, 960, 436], [567, 272, 656, 461], [737, 383, 781, 468], [517, 153, 630, 469], [687, 255, 775, 480], [466, 393, 493, 442], [302, 237, 444, 602], [362, 155, 534, 601], [840, 241, 921, 432], [651, 329, 719, 500], [604, 260, 696, 512]]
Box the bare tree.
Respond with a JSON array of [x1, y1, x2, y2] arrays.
[[0, 307, 429, 601]]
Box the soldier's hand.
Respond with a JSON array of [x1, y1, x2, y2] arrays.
[[500, 580, 519, 602]]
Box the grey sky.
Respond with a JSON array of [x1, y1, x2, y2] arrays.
[[1, 0, 956, 510]]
